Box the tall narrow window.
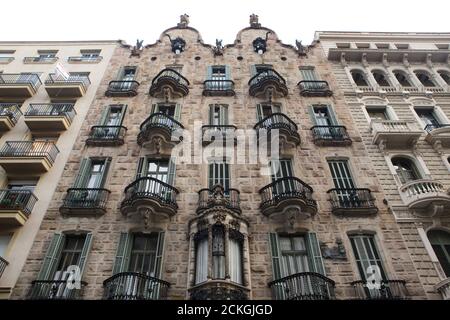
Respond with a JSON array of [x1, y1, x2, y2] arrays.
[[74, 158, 110, 189], [391, 157, 421, 184], [438, 71, 450, 85], [351, 70, 369, 86], [428, 230, 450, 277], [414, 71, 436, 87], [209, 104, 228, 126], [194, 231, 208, 284], [256, 103, 281, 121], [54, 235, 85, 281], [229, 230, 243, 284], [394, 70, 412, 87], [367, 107, 389, 121], [212, 225, 225, 279], [415, 108, 440, 127], [128, 233, 160, 277], [270, 159, 294, 195], [300, 67, 318, 81], [208, 161, 230, 190], [328, 159, 357, 206]]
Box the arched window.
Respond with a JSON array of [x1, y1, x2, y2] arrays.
[[351, 70, 369, 86], [414, 70, 436, 87], [438, 70, 450, 85], [391, 157, 421, 184], [427, 230, 450, 277], [372, 70, 391, 86], [394, 70, 412, 87]]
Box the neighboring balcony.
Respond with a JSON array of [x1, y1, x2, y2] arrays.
[[137, 113, 184, 148], [85, 126, 127, 146], [0, 103, 22, 132], [398, 179, 450, 216], [254, 113, 301, 147], [298, 80, 333, 97], [0, 189, 37, 226], [105, 80, 140, 97], [259, 177, 317, 218], [197, 186, 241, 214], [23, 56, 58, 64], [59, 188, 110, 216], [424, 123, 450, 148], [248, 69, 288, 99], [44, 74, 90, 98], [149, 69, 189, 98], [0, 73, 41, 98], [28, 280, 87, 300], [268, 272, 336, 300], [24, 103, 76, 132], [327, 188, 378, 216], [0, 57, 14, 64], [350, 279, 408, 300], [202, 80, 235, 96], [189, 280, 250, 300], [0, 256, 8, 279], [311, 126, 352, 146], [371, 120, 422, 149], [68, 56, 103, 63], [120, 177, 179, 219], [103, 272, 170, 300], [201, 125, 237, 146], [0, 141, 59, 174]]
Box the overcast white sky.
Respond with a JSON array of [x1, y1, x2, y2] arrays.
[[3, 0, 450, 46]]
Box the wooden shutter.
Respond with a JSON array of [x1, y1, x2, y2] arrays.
[[220, 105, 228, 125], [209, 105, 214, 125], [117, 105, 127, 126], [326, 105, 338, 125], [116, 67, 124, 81], [77, 233, 93, 275], [308, 106, 318, 125], [300, 68, 317, 81], [174, 104, 181, 121], [135, 157, 147, 179], [37, 233, 65, 280], [154, 232, 165, 278], [269, 233, 282, 280], [306, 232, 326, 275], [112, 233, 132, 275], [225, 66, 231, 80], [73, 158, 91, 188], [256, 104, 263, 121], [99, 158, 111, 188], [167, 158, 176, 185], [206, 66, 213, 80], [99, 106, 111, 126], [151, 104, 157, 114]]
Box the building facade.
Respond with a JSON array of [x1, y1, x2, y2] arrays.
[[0, 40, 122, 298], [7, 17, 448, 300], [316, 31, 450, 299]]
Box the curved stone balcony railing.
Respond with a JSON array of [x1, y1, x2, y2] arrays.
[[137, 112, 184, 149], [149, 68, 189, 98], [298, 80, 332, 97], [254, 113, 300, 147], [248, 69, 288, 99]]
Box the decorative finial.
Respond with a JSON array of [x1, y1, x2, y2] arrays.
[[178, 14, 190, 28], [249, 14, 261, 28], [295, 39, 307, 56], [131, 39, 144, 57], [213, 39, 224, 56]]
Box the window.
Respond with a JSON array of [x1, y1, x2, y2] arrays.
[[366, 107, 389, 121], [0, 234, 12, 257], [55, 235, 85, 280], [351, 70, 369, 86], [256, 103, 281, 121], [80, 50, 101, 59], [208, 161, 230, 190], [428, 230, 450, 277], [38, 50, 57, 59], [74, 158, 110, 189], [336, 43, 350, 49], [391, 157, 421, 184], [438, 71, 450, 85], [254, 64, 272, 74], [118, 67, 136, 82], [100, 105, 126, 126], [372, 70, 391, 87], [328, 160, 358, 206], [375, 43, 390, 49], [395, 43, 409, 50], [355, 43, 370, 49], [415, 108, 440, 127], [212, 225, 225, 279], [311, 105, 336, 126], [151, 103, 180, 121], [435, 44, 449, 50], [394, 70, 412, 87], [209, 104, 228, 126], [135, 157, 176, 186], [414, 71, 436, 87], [206, 66, 231, 90], [270, 159, 294, 195], [299, 67, 318, 81]]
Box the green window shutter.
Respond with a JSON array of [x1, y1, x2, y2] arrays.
[[118, 105, 127, 126], [220, 105, 228, 125], [99, 106, 111, 126], [135, 157, 146, 179], [206, 66, 213, 80], [209, 105, 214, 125], [256, 104, 263, 121], [300, 68, 317, 81], [326, 105, 338, 125], [37, 233, 65, 280], [99, 158, 111, 188], [269, 233, 282, 280], [112, 233, 133, 275], [174, 104, 181, 121], [77, 233, 93, 275], [116, 67, 124, 81], [306, 232, 326, 275], [151, 104, 157, 114], [154, 232, 165, 278], [168, 157, 176, 185], [73, 158, 92, 188], [308, 106, 318, 126], [225, 66, 231, 80]]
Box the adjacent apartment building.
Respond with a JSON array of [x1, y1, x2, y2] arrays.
[[0, 40, 122, 298], [5, 16, 449, 300]]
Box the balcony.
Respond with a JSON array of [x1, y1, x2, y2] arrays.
[[103, 272, 170, 300], [327, 189, 378, 216], [28, 280, 87, 300], [398, 179, 450, 216], [105, 80, 139, 97], [248, 69, 288, 99], [137, 113, 184, 149], [435, 278, 450, 300], [197, 186, 241, 214], [149, 69, 189, 98], [85, 126, 127, 146], [371, 120, 422, 149], [23, 56, 58, 64], [0, 256, 8, 279], [201, 125, 237, 146], [24, 103, 76, 132], [268, 272, 336, 300], [59, 188, 110, 216], [0, 141, 59, 174], [259, 177, 317, 218], [0, 189, 38, 226], [0, 57, 14, 64], [68, 56, 102, 63], [254, 113, 300, 147], [424, 123, 450, 149], [298, 81, 333, 97], [0, 103, 22, 132], [350, 279, 408, 300], [203, 80, 235, 96], [44, 74, 90, 98], [120, 177, 179, 219], [189, 280, 250, 300], [311, 126, 352, 146], [0, 73, 41, 98]]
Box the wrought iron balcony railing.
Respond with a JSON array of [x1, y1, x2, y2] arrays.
[[0, 103, 22, 124], [189, 281, 250, 300], [327, 188, 378, 215], [60, 188, 110, 213], [68, 56, 102, 63], [86, 126, 127, 146], [45, 73, 91, 89], [248, 69, 288, 97], [298, 80, 332, 96], [197, 187, 241, 214], [149, 68, 189, 97], [0, 73, 41, 89], [0, 189, 38, 216], [425, 123, 450, 132], [23, 56, 58, 64], [105, 80, 140, 96], [350, 279, 408, 300], [311, 126, 352, 145], [203, 80, 235, 96], [0, 256, 8, 279], [0, 141, 59, 164], [254, 113, 298, 135], [25, 103, 76, 120], [103, 272, 170, 300], [28, 279, 87, 300], [268, 272, 336, 300]]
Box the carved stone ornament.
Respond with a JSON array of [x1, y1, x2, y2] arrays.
[[249, 14, 261, 28], [212, 39, 224, 56], [178, 14, 190, 28], [320, 238, 347, 260], [131, 39, 144, 57]]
